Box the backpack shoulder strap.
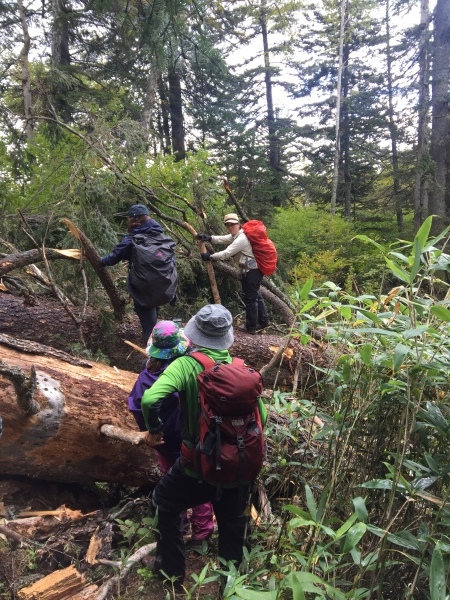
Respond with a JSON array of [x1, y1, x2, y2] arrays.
[[231, 357, 245, 368], [189, 351, 216, 370]]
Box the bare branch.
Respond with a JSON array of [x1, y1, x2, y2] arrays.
[[100, 424, 146, 445]]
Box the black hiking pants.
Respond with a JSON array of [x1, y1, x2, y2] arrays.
[[152, 458, 251, 582], [133, 302, 158, 343], [241, 268, 269, 332]]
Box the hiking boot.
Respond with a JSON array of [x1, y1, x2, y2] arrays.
[[144, 556, 185, 591]]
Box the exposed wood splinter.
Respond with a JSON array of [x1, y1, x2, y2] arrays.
[[100, 424, 146, 445]]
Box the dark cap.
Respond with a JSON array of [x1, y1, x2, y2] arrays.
[[128, 204, 149, 217], [114, 204, 150, 218]]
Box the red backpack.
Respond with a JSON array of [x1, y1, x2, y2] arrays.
[[180, 352, 265, 486], [241, 220, 277, 276]]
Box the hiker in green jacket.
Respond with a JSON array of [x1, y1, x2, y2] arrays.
[[141, 303, 267, 586]]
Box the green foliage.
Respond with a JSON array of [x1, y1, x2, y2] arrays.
[[270, 205, 356, 266], [115, 516, 156, 550], [186, 218, 450, 599], [292, 249, 351, 290], [75, 218, 450, 600], [270, 205, 387, 292]]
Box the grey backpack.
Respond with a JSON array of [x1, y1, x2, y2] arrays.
[[127, 232, 178, 307]]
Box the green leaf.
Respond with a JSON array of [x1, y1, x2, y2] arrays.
[[358, 344, 373, 366], [430, 305, 450, 322], [360, 479, 393, 490], [430, 544, 445, 600], [367, 526, 422, 550], [335, 513, 359, 539], [385, 258, 410, 284], [316, 483, 330, 522], [342, 362, 351, 382], [236, 590, 278, 599], [286, 571, 346, 599], [283, 505, 311, 519], [418, 402, 449, 434], [356, 309, 382, 324], [298, 298, 319, 314], [410, 238, 422, 281], [425, 223, 450, 250], [393, 343, 409, 372], [284, 573, 306, 600], [305, 484, 317, 521], [402, 326, 429, 339], [352, 235, 385, 251], [415, 216, 433, 251], [289, 517, 317, 529], [350, 547, 361, 565], [349, 327, 400, 338], [338, 305, 351, 320], [352, 497, 369, 522], [411, 476, 438, 491], [299, 277, 314, 301], [389, 252, 409, 264], [342, 523, 367, 553]]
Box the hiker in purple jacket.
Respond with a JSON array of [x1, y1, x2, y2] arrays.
[[127, 320, 214, 545]]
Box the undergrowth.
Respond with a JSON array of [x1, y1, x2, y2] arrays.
[[164, 216, 450, 599]]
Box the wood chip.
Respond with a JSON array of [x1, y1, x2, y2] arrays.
[[18, 565, 87, 600]]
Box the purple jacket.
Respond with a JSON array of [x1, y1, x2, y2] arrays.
[[101, 220, 163, 266], [128, 364, 181, 462]]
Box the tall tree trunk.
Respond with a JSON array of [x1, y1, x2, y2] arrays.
[[413, 0, 431, 232], [428, 0, 450, 234], [342, 42, 351, 219], [331, 0, 348, 215], [16, 0, 33, 139], [168, 68, 186, 162], [142, 70, 158, 155], [260, 0, 279, 172], [51, 0, 70, 67], [385, 0, 403, 233], [260, 0, 282, 207], [158, 76, 172, 155], [50, 0, 72, 123]]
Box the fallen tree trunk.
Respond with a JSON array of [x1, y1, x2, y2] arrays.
[[0, 329, 329, 486], [0, 343, 159, 486], [0, 294, 326, 389]]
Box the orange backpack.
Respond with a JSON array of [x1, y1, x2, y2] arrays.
[[241, 220, 277, 276]]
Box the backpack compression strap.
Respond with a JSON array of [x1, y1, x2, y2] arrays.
[[189, 352, 246, 369]]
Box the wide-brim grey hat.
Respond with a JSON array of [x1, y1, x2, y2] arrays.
[[184, 304, 234, 350]]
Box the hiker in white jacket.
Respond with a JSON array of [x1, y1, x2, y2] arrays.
[[198, 213, 269, 334]]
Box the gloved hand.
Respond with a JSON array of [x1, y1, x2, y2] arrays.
[[201, 252, 212, 261], [196, 233, 212, 242]]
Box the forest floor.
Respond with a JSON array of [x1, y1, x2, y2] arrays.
[[0, 476, 221, 599]]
